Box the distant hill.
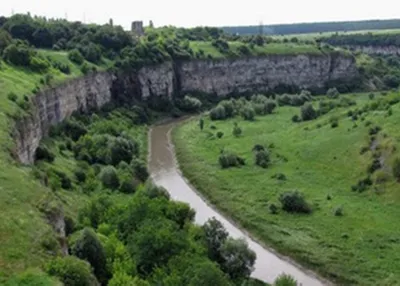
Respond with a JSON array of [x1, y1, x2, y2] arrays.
[[222, 19, 400, 35]]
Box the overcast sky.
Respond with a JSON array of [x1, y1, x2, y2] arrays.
[[1, 0, 399, 29]]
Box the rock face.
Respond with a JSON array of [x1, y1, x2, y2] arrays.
[[346, 45, 400, 56], [177, 54, 357, 96], [14, 53, 358, 164]]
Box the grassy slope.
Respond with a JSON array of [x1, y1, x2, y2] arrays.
[[189, 41, 325, 58], [0, 52, 105, 280], [173, 92, 400, 285]]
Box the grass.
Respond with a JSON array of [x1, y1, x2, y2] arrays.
[[189, 41, 325, 58], [0, 52, 106, 281], [173, 92, 400, 285]]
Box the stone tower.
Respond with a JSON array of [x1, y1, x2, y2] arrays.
[[131, 21, 144, 36]]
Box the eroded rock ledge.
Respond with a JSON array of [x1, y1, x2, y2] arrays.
[[14, 54, 358, 164]]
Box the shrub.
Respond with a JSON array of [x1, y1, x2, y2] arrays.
[[199, 118, 204, 130], [369, 93, 375, 100], [119, 177, 139, 194], [252, 144, 265, 152], [219, 152, 245, 169], [369, 126, 381, 135], [7, 92, 18, 102], [45, 256, 98, 286], [144, 183, 170, 200], [72, 228, 109, 284], [30, 56, 50, 72], [99, 166, 120, 190], [35, 145, 55, 162], [300, 103, 317, 121], [274, 274, 297, 286], [210, 105, 226, 120], [3, 41, 33, 66], [216, 131, 224, 139], [109, 136, 138, 166], [219, 100, 234, 117], [330, 116, 339, 128], [279, 191, 311, 214], [180, 95, 202, 112], [326, 87, 340, 99], [80, 62, 91, 74], [131, 158, 149, 182], [291, 114, 300, 123], [368, 158, 381, 174], [334, 206, 344, 216], [352, 177, 373, 192], [255, 150, 270, 168], [392, 157, 400, 181], [360, 146, 369, 155], [232, 123, 242, 137], [68, 49, 84, 65], [74, 169, 87, 183], [272, 173, 287, 181], [269, 203, 279, 214], [241, 105, 255, 121]]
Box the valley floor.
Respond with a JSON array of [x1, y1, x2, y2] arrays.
[[173, 92, 400, 285]]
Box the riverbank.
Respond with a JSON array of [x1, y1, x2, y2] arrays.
[[149, 120, 327, 285], [172, 92, 400, 285]]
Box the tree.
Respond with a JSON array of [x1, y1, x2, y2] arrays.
[[232, 123, 242, 137], [326, 87, 340, 99], [392, 157, 400, 181], [202, 217, 228, 264], [109, 136, 138, 166], [128, 218, 188, 275], [220, 238, 256, 280], [279, 191, 311, 214], [68, 49, 84, 64], [300, 103, 317, 121], [45, 256, 98, 286], [100, 166, 120, 190], [131, 158, 149, 182], [72, 228, 109, 284], [274, 274, 298, 286], [0, 28, 12, 53], [2, 40, 33, 66], [184, 260, 230, 286]]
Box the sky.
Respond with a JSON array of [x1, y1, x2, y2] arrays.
[[1, 0, 399, 29]]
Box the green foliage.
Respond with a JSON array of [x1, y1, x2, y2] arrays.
[[269, 203, 279, 214], [179, 95, 202, 112], [232, 123, 242, 137], [210, 105, 226, 120], [216, 131, 224, 139], [334, 206, 344, 216], [279, 191, 311, 214], [219, 151, 245, 168], [35, 145, 55, 162], [100, 166, 120, 190], [7, 92, 17, 102], [220, 238, 256, 280], [199, 118, 204, 130], [3, 40, 33, 66], [326, 87, 340, 99], [5, 269, 59, 286], [45, 256, 98, 286], [202, 217, 228, 264], [0, 28, 12, 53], [274, 274, 297, 286], [255, 150, 270, 168], [241, 105, 256, 121], [72, 228, 109, 284], [131, 158, 149, 182], [68, 49, 84, 65], [392, 157, 400, 180], [300, 103, 317, 121]]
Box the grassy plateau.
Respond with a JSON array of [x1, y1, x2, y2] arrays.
[[173, 92, 400, 285]]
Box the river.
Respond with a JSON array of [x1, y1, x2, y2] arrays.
[[148, 120, 327, 286]]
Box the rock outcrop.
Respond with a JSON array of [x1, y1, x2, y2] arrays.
[[14, 53, 358, 164]]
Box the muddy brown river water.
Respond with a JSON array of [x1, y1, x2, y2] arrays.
[[148, 120, 327, 286]]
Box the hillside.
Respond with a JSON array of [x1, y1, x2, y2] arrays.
[[173, 91, 400, 285]]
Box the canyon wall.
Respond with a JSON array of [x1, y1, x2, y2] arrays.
[[14, 53, 358, 164]]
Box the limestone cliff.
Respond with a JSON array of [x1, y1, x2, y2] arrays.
[[14, 53, 358, 164]]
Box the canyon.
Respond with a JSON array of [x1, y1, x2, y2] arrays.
[[14, 53, 358, 164]]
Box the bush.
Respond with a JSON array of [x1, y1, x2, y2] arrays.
[[7, 92, 17, 102], [241, 105, 255, 121], [75, 169, 87, 183], [334, 206, 344, 216], [144, 183, 170, 200], [109, 136, 138, 166], [99, 166, 120, 190], [274, 274, 297, 286], [179, 95, 202, 112], [131, 158, 149, 182], [352, 177, 373, 192], [30, 56, 50, 72], [255, 150, 270, 168], [252, 144, 265, 152], [216, 131, 224, 139], [45, 256, 98, 286], [35, 145, 55, 162], [279, 191, 311, 214], [269, 203, 278, 214], [369, 126, 381, 135], [375, 170, 390, 184], [291, 114, 300, 123], [300, 103, 317, 121], [392, 157, 400, 181], [3, 41, 33, 66], [199, 118, 204, 130], [219, 100, 234, 117], [368, 158, 381, 174], [232, 123, 242, 137], [210, 105, 226, 120], [326, 87, 340, 99], [330, 116, 339, 128], [80, 62, 91, 74], [272, 173, 287, 181], [219, 152, 245, 169], [68, 49, 84, 65], [369, 93, 375, 100]]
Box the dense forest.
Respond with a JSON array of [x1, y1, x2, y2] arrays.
[[223, 19, 400, 35]]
